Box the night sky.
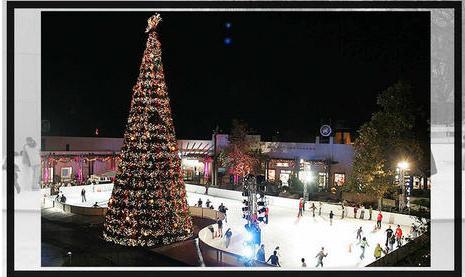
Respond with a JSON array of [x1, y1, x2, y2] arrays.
[[42, 12, 429, 142]]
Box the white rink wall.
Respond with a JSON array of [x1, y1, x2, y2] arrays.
[[185, 184, 419, 227]]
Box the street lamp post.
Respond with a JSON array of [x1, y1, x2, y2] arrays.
[[398, 161, 409, 211]]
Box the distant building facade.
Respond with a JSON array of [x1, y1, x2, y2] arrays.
[[40, 133, 354, 190]]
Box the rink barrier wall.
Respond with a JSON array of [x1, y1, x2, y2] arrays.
[[197, 222, 274, 267], [185, 184, 419, 227], [367, 233, 429, 267]]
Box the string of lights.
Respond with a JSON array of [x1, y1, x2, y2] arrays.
[[102, 14, 193, 247]]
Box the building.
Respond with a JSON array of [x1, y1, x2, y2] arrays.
[[40, 133, 354, 190]]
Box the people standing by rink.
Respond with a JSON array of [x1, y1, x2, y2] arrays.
[[359, 205, 365, 219], [359, 237, 369, 260], [341, 202, 345, 219], [264, 207, 269, 224], [315, 247, 328, 268], [353, 205, 358, 219], [368, 205, 373, 220], [318, 201, 322, 216], [329, 211, 334, 225], [376, 211, 383, 229]]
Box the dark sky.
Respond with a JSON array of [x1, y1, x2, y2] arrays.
[[42, 12, 429, 141]]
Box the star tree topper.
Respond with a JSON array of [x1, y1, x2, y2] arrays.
[[145, 13, 162, 33]]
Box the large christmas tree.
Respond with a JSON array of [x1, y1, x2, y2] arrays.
[[103, 14, 193, 247]]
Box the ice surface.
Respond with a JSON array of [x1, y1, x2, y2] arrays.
[[57, 186, 414, 268]]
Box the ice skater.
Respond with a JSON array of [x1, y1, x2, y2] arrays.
[[315, 247, 328, 268], [298, 198, 304, 217], [206, 199, 211, 208], [368, 205, 373, 220], [197, 198, 203, 207], [376, 211, 383, 229], [329, 210, 334, 225], [359, 237, 369, 260], [374, 243, 384, 259], [385, 225, 393, 246], [311, 203, 316, 217], [266, 251, 281, 267], [353, 205, 358, 218], [256, 244, 265, 262], [301, 258, 307, 267], [395, 225, 403, 248], [356, 226, 363, 243], [81, 188, 87, 202], [318, 201, 322, 216], [224, 228, 232, 248], [388, 234, 396, 251]]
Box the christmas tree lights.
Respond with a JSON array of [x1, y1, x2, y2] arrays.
[[103, 14, 193, 247]]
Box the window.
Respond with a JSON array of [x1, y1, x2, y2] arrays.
[[61, 167, 72, 179], [276, 162, 289, 167], [334, 173, 345, 186]]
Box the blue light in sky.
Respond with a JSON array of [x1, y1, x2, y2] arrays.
[[224, 37, 232, 45], [225, 22, 232, 29]]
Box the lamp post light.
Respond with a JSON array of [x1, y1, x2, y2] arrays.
[[397, 161, 409, 211]]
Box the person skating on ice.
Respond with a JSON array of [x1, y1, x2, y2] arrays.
[[297, 198, 304, 217], [341, 202, 345, 219], [359, 237, 369, 260], [206, 198, 211, 208], [318, 201, 322, 216], [395, 225, 403, 248], [356, 226, 363, 243], [329, 210, 334, 225], [256, 244, 265, 262], [315, 247, 328, 268], [81, 188, 86, 202], [385, 225, 394, 246], [224, 228, 232, 248], [368, 205, 373, 220], [374, 243, 384, 259], [388, 234, 396, 251], [197, 198, 203, 207], [353, 205, 358, 218], [376, 211, 383, 229], [266, 251, 281, 267], [311, 203, 316, 217], [301, 258, 307, 267]]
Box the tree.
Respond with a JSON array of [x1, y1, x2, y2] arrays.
[[347, 81, 426, 209], [218, 120, 267, 185], [103, 14, 193, 247]]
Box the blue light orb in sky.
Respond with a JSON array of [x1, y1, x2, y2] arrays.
[[225, 22, 232, 29]]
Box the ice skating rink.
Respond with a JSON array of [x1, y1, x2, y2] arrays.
[[56, 185, 413, 269]]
